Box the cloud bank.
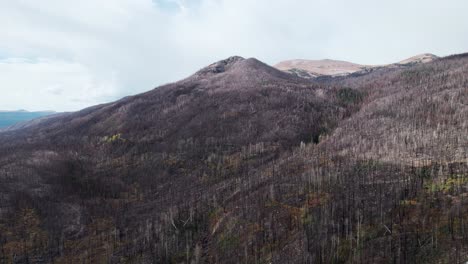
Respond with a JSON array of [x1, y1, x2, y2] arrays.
[[1, 0, 467, 111]]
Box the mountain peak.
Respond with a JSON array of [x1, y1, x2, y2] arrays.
[[189, 56, 292, 83], [194, 56, 245, 77], [398, 53, 438, 64]]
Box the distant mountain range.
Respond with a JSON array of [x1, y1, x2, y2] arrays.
[[274, 53, 439, 78], [0, 110, 55, 129]]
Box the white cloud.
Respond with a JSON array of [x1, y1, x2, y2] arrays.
[[0, 58, 118, 111], [0, 0, 467, 111]]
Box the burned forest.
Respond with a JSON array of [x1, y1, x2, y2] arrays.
[[0, 54, 467, 263]]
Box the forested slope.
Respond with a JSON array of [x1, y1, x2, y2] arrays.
[[0, 54, 466, 263]]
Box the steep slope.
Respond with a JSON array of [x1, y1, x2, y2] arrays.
[[320, 54, 467, 165], [273, 53, 468, 262], [0, 53, 466, 263], [0, 56, 348, 263], [0, 57, 339, 150]]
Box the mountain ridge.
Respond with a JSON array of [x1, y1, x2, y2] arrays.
[[275, 53, 439, 78], [0, 52, 467, 263]]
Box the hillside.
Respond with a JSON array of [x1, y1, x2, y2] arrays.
[[274, 59, 367, 78], [0, 54, 467, 263], [397, 53, 439, 65], [275, 53, 439, 79]]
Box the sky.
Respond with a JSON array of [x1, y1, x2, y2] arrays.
[[1, 0, 468, 111]]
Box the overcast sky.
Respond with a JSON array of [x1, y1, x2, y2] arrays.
[[1, 0, 467, 111]]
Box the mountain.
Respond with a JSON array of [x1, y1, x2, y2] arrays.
[[397, 53, 439, 65], [0, 53, 467, 263], [275, 59, 368, 78], [0, 110, 55, 129], [275, 53, 439, 78]]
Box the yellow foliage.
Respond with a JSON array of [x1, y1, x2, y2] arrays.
[[103, 133, 125, 143], [424, 174, 468, 194]]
